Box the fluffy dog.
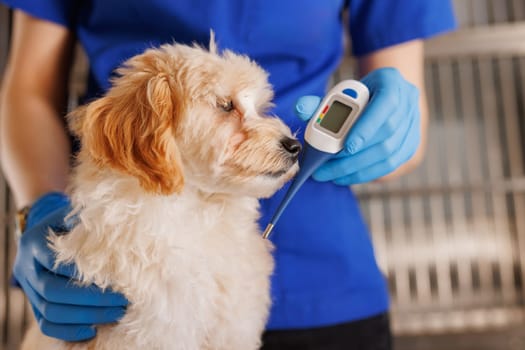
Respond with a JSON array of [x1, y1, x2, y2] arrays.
[[21, 37, 300, 350]]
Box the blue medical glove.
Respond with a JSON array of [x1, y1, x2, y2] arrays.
[[13, 192, 128, 341], [295, 67, 421, 185]]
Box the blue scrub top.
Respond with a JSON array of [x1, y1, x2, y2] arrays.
[[4, 0, 456, 329]]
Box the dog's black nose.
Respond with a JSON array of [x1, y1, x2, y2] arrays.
[[280, 137, 302, 156]]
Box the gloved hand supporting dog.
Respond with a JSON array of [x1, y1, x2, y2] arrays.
[[13, 192, 128, 341]]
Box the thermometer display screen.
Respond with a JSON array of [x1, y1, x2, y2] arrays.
[[320, 101, 353, 133]]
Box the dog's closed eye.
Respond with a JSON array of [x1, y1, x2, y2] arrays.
[[218, 99, 235, 113]]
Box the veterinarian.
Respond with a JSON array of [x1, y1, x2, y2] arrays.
[[0, 1, 455, 348]]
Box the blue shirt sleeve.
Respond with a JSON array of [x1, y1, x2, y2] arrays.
[[1, 0, 77, 28], [348, 0, 457, 56]]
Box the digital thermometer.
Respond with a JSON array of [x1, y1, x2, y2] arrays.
[[262, 80, 369, 239]]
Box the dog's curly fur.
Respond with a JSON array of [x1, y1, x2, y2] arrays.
[[21, 38, 299, 350]]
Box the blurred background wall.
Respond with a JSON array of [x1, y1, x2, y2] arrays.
[[1, 0, 525, 349]]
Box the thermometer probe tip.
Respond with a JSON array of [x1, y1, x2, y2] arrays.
[[262, 223, 274, 239]]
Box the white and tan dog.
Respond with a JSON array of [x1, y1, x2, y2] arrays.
[[22, 38, 300, 350]]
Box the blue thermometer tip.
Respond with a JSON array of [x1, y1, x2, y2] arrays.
[[262, 143, 333, 239]]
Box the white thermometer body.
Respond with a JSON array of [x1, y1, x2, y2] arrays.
[[304, 80, 370, 153]]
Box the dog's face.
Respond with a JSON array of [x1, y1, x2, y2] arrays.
[[70, 41, 300, 198]]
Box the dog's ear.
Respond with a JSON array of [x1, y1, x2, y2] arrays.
[[73, 70, 185, 195]]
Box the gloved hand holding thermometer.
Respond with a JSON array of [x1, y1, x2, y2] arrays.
[[263, 68, 421, 238]]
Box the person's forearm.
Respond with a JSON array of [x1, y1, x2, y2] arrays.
[[0, 11, 74, 208], [0, 86, 71, 208], [357, 40, 427, 181]]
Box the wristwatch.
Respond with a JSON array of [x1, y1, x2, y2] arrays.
[[15, 205, 30, 237]]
